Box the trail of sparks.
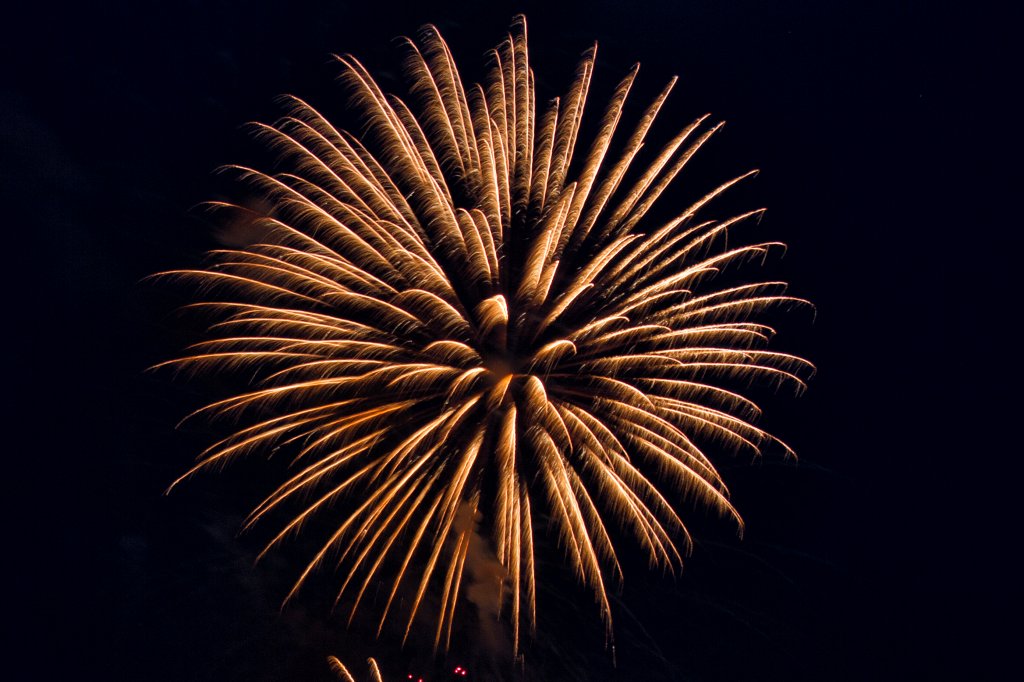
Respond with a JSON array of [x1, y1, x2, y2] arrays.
[[158, 15, 813, 653], [328, 656, 385, 682]]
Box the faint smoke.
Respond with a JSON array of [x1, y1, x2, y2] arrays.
[[454, 501, 513, 668], [213, 198, 279, 247]]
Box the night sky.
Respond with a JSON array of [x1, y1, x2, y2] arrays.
[[8, 1, 1016, 680]]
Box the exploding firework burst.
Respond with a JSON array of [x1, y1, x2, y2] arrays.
[[157, 15, 813, 654]]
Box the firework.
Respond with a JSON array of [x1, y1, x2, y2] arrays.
[[328, 656, 384, 682], [157, 15, 813, 654]]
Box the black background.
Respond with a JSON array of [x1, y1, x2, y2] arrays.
[[7, 0, 1016, 679]]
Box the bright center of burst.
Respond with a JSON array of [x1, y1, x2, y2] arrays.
[[482, 353, 517, 385]]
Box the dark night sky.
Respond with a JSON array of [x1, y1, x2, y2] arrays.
[[7, 1, 1017, 680]]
